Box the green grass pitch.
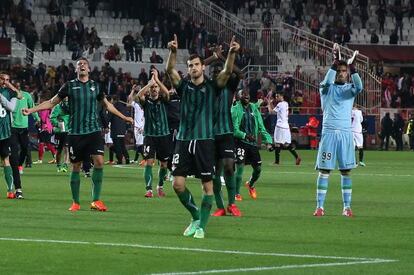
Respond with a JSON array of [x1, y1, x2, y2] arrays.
[[0, 150, 413, 274]]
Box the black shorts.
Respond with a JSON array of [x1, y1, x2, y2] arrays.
[[67, 131, 104, 163], [143, 135, 172, 162], [172, 139, 215, 182], [0, 138, 11, 159], [55, 132, 68, 151], [215, 134, 235, 160], [235, 140, 261, 166], [38, 131, 52, 143]]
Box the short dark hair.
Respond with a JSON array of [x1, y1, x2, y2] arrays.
[[77, 57, 89, 64], [187, 54, 204, 65], [337, 60, 348, 68]]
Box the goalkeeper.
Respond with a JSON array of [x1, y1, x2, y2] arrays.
[[313, 43, 363, 217]]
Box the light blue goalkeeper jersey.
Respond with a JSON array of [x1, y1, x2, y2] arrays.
[[319, 69, 363, 132]]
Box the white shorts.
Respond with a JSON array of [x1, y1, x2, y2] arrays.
[[134, 127, 144, 146], [274, 126, 291, 144], [353, 132, 363, 148], [104, 132, 113, 144]]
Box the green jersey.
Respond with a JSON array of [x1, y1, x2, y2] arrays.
[[50, 102, 70, 133], [231, 101, 273, 146], [176, 79, 218, 141], [0, 87, 16, 140], [57, 79, 104, 135], [140, 97, 169, 137], [214, 76, 239, 136], [12, 91, 40, 128]]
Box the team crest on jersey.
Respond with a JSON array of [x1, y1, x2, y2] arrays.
[[90, 85, 95, 92]]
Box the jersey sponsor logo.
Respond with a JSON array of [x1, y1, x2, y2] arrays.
[[200, 172, 211, 175], [72, 87, 80, 90]]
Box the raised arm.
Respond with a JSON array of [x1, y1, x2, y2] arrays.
[[320, 43, 341, 94], [165, 34, 181, 88], [216, 36, 240, 88], [102, 97, 133, 124], [267, 100, 276, 114], [347, 50, 363, 95], [136, 81, 152, 103], [22, 94, 61, 115], [4, 79, 23, 99], [152, 69, 170, 101]]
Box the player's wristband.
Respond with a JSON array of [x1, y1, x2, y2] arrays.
[[349, 64, 357, 74]]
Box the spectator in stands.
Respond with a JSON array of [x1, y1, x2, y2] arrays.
[[75, 17, 85, 41], [309, 15, 320, 36], [87, 0, 98, 17], [104, 44, 121, 62], [0, 19, 7, 38], [135, 69, 147, 86], [370, 30, 379, 44], [160, 19, 170, 49], [390, 30, 399, 44], [62, 0, 72, 16], [122, 31, 135, 62], [56, 16, 65, 46], [23, 20, 38, 64], [152, 21, 160, 48], [56, 59, 69, 82], [262, 8, 273, 27], [47, 0, 60, 16], [392, 3, 407, 41], [149, 51, 163, 63], [141, 22, 152, 48], [248, 0, 256, 19], [376, 3, 386, 34], [323, 24, 333, 41], [48, 17, 58, 52], [40, 25, 51, 53], [134, 32, 144, 62], [248, 73, 261, 103], [359, 0, 369, 28], [15, 16, 25, 43]]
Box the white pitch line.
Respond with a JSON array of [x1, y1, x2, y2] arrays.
[[149, 259, 397, 275], [0, 237, 397, 274], [112, 165, 414, 177], [0, 237, 395, 262]]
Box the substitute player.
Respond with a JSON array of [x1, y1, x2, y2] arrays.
[[351, 105, 365, 166], [166, 34, 239, 239], [232, 89, 273, 200], [23, 57, 133, 212], [313, 44, 363, 217], [133, 69, 170, 198], [267, 91, 301, 166]]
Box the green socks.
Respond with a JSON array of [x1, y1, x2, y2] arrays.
[[176, 188, 199, 221], [144, 165, 153, 190], [235, 164, 244, 194], [158, 167, 168, 187], [199, 194, 213, 230], [225, 174, 236, 205], [92, 168, 103, 201], [4, 166, 13, 192], [70, 171, 80, 204], [213, 176, 225, 209], [249, 165, 261, 187]]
